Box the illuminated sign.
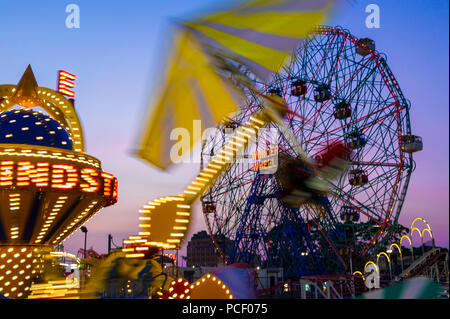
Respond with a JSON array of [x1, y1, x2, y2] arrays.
[[0, 160, 117, 203], [57, 70, 76, 98], [252, 146, 278, 174]]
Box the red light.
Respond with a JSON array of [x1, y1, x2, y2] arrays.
[[57, 70, 76, 98]]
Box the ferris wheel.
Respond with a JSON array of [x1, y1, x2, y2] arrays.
[[200, 26, 422, 276]]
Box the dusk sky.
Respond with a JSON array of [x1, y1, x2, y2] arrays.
[[0, 0, 448, 257]]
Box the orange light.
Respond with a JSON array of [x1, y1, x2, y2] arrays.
[[252, 146, 278, 172], [0, 156, 118, 206], [16, 161, 50, 187], [112, 177, 118, 201], [0, 159, 116, 202], [80, 168, 100, 193], [57, 70, 76, 97], [0, 161, 14, 186], [101, 173, 114, 197], [51, 164, 78, 189]]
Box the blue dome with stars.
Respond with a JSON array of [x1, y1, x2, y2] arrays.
[[0, 109, 73, 150]]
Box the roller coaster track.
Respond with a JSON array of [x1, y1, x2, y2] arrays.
[[399, 248, 448, 281]]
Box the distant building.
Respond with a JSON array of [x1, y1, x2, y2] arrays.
[[186, 231, 232, 267]]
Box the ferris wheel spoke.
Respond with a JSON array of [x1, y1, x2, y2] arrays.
[[211, 166, 253, 192], [329, 185, 384, 224], [302, 205, 348, 270], [308, 60, 375, 140], [351, 161, 401, 167], [322, 36, 349, 89], [352, 170, 400, 214], [289, 34, 338, 120], [301, 101, 397, 146], [278, 56, 296, 99], [214, 185, 252, 237], [294, 56, 376, 138]]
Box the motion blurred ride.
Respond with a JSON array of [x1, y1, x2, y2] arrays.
[[276, 141, 352, 208], [0, 66, 117, 298]]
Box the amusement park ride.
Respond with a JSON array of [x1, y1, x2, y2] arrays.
[[122, 25, 429, 295], [199, 26, 424, 277], [0, 66, 118, 298]]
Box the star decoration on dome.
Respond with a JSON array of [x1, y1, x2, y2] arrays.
[[9, 65, 42, 108]]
